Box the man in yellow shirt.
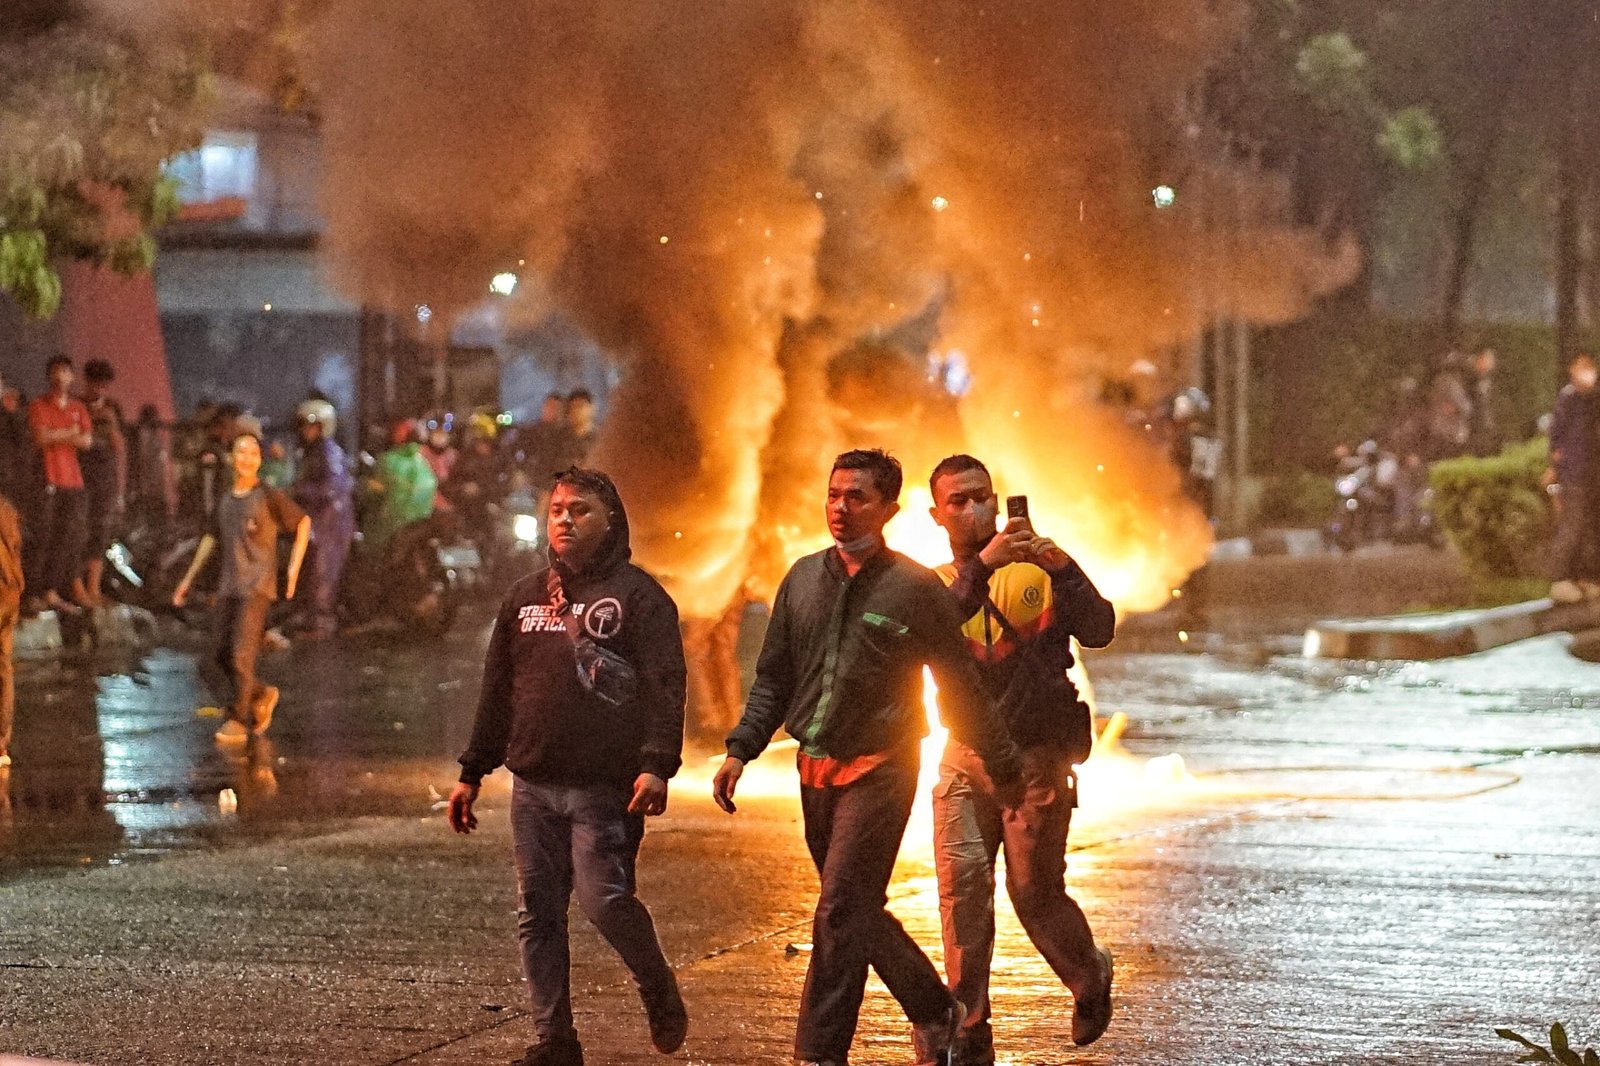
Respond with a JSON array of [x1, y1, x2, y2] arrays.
[[927, 454, 1116, 1063]]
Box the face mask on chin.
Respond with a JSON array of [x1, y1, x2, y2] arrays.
[[834, 532, 880, 554]]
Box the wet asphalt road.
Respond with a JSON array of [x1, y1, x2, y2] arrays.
[[1, 613, 492, 875], [1, 602, 1598, 1063]]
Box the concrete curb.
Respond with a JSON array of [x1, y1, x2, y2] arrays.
[[1303, 597, 1600, 660]]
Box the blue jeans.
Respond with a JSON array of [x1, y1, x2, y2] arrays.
[[510, 775, 674, 1042]]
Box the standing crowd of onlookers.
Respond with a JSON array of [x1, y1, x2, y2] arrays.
[[0, 358, 603, 767], [0, 356, 139, 618], [0, 354, 142, 768], [1386, 346, 1504, 465], [1340, 346, 1503, 546]]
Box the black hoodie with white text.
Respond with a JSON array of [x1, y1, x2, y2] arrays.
[[458, 482, 686, 788]]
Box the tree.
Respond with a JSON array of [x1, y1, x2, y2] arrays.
[[0, 14, 209, 319], [1202, 0, 1443, 307]]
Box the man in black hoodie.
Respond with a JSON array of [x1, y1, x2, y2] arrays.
[[714, 449, 1020, 1066], [450, 467, 688, 1066]]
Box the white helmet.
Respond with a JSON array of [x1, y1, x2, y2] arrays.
[[296, 399, 337, 436]]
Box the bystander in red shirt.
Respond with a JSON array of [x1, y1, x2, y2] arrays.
[[28, 394, 92, 490]]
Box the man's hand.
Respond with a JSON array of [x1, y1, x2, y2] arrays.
[[979, 518, 1034, 570], [628, 773, 669, 816], [284, 577, 298, 601], [996, 774, 1027, 811], [1028, 536, 1073, 573], [712, 756, 744, 814], [447, 781, 480, 834], [172, 581, 190, 609]]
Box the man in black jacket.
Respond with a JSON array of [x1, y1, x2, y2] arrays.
[[450, 468, 688, 1066], [928, 455, 1117, 1063], [714, 449, 1020, 1066]]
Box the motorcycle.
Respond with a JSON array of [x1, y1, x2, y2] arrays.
[[1326, 441, 1397, 552], [341, 514, 461, 637], [435, 487, 549, 594], [99, 516, 204, 613]]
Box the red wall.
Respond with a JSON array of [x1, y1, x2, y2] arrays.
[[56, 262, 175, 420]]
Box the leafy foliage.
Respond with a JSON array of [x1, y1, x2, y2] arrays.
[[1497, 1023, 1599, 1066], [1250, 312, 1590, 473], [1204, 0, 1445, 241], [1254, 469, 1339, 527], [1378, 106, 1446, 171], [0, 25, 208, 318], [1429, 438, 1552, 584]]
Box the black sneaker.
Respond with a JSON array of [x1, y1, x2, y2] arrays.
[[641, 971, 688, 1053], [911, 998, 967, 1066], [1072, 946, 1114, 1046], [511, 1033, 583, 1066], [953, 1022, 994, 1066]]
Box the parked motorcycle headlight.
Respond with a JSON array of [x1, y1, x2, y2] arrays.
[[513, 513, 541, 544], [106, 541, 144, 587]]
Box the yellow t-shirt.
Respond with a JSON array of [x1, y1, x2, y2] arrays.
[[934, 559, 1055, 662]]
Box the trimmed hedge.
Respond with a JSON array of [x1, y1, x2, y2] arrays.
[[1428, 438, 1551, 583], [1254, 469, 1340, 528], [1249, 314, 1582, 473]]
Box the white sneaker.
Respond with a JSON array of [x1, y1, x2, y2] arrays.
[[1551, 580, 1584, 604], [0, 752, 11, 769]]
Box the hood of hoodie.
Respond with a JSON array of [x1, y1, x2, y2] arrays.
[[553, 471, 632, 583]]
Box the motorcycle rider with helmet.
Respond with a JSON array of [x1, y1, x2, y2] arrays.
[[291, 399, 356, 638]]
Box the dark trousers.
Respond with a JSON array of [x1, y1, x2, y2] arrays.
[[26, 486, 87, 599], [511, 775, 674, 1042], [933, 741, 1099, 1042], [209, 593, 272, 726], [1551, 482, 1599, 582], [797, 754, 953, 1062]]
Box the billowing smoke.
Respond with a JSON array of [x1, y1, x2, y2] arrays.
[[90, 0, 1357, 616]]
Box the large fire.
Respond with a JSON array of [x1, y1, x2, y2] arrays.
[[79, 1, 1365, 621]]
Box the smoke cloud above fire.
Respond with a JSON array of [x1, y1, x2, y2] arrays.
[[94, 0, 1358, 615]]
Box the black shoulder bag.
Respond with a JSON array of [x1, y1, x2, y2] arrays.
[[548, 570, 639, 708], [983, 596, 1095, 765]]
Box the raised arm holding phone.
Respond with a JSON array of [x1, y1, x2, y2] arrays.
[[928, 454, 1117, 1063]]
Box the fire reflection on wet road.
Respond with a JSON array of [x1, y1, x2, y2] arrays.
[[5, 610, 1599, 880], [2, 611, 1598, 1063], [1, 617, 492, 875]]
